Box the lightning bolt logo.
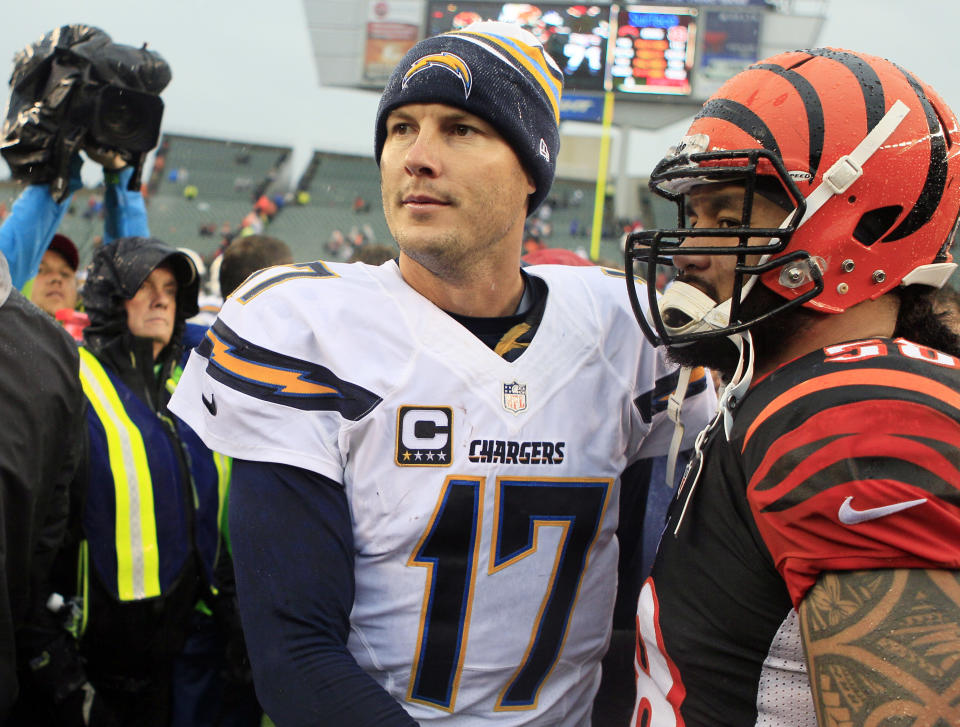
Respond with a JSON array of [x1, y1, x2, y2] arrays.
[[197, 319, 383, 419], [403, 52, 472, 98], [207, 329, 340, 397]]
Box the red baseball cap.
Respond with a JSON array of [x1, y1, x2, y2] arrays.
[[48, 234, 79, 271]]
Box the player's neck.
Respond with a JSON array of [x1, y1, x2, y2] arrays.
[[398, 253, 525, 317], [754, 294, 900, 379]]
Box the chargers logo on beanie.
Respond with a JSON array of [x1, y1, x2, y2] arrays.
[[403, 52, 472, 99], [375, 20, 564, 215]]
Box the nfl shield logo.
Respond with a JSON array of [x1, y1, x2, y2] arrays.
[[502, 381, 527, 414]]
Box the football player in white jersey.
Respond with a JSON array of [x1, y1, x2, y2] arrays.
[[169, 21, 715, 726]]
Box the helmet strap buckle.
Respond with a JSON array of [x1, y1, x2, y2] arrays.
[[823, 155, 863, 194]]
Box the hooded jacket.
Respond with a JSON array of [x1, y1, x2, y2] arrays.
[[82, 236, 199, 401], [69, 237, 225, 677]]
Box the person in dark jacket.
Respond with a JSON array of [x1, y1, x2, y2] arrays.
[[47, 237, 239, 726], [0, 250, 86, 723], [0, 249, 86, 721]]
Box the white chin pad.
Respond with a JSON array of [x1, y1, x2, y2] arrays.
[[659, 281, 731, 337]]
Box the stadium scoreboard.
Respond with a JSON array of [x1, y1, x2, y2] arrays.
[[423, 2, 743, 99]]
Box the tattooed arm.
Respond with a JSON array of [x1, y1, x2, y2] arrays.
[[799, 569, 960, 726]]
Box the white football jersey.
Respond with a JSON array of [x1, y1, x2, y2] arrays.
[[170, 259, 715, 725]]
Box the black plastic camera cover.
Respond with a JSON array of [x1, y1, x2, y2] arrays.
[[0, 25, 171, 201]]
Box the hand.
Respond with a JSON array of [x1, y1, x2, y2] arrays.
[[56, 681, 97, 726], [83, 145, 128, 170]]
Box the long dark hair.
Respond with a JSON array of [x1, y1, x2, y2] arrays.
[[893, 285, 960, 356]]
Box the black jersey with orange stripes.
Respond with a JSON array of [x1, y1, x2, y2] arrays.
[[633, 337, 960, 727]]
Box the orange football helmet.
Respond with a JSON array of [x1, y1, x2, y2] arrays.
[[627, 48, 960, 346]]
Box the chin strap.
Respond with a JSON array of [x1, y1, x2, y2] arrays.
[[670, 331, 754, 534], [671, 400, 721, 536], [665, 365, 692, 489], [659, 281, 732, 338], [658, 250, 774, 343], [661, 325, 756, 492], [719, 331, 755, 438], [663, 328, 753, 493]]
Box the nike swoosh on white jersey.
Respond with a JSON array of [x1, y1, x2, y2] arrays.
[[838, 495, 927, 525]]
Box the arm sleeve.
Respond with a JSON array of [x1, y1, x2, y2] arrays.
[[102, 166, 149, 244], [0, 156, 82, 290], [593, 452, 690, 726], [614, 449, 692, 627], [229, 459, 418, 727]]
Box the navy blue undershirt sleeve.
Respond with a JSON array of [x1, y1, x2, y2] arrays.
[[229, 459, 418, 727]]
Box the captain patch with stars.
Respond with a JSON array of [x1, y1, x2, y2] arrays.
[[396, 406, 453, 466]]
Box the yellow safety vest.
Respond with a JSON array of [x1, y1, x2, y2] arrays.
[[77, 347, 162, 601]]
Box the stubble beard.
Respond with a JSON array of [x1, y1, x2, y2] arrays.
[[387, 204, 523, 286], [396, 230, 474, 282], [383, 186, 469, 282]]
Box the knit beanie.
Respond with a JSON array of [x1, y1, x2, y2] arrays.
[[374, 21, 563, 215]]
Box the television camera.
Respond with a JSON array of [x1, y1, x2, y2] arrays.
[[1, 25, 171, 201]]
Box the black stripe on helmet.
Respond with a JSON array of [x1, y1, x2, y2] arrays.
[[882, 65, 948, 242], [750, 63, 824, 179], [695, 98, 781, 159], [804, 48, 886, 131]]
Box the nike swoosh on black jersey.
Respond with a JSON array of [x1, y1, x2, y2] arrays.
[[837, 495, 927, 524], [202, 392, 218, 416]]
